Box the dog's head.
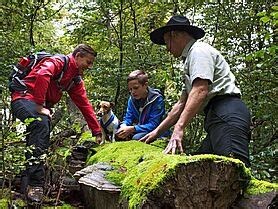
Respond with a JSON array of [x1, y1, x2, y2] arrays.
[[97, 101, 114, 117]]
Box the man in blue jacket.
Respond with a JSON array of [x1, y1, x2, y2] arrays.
[[116, 70, 166, 140]]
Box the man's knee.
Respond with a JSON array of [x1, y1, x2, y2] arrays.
[[29, 115, 50, 130], [28, 115, 50, 137], [27, 115, 50, 151]]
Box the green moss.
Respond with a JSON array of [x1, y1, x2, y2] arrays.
[[246, 178, 278, 195], [88, 141, 250, 208], [88, 141, 162, 165], [149, 139, 169, 149], [13, 198, 26, 207], [0, 199, 8, 208], [106, 170, 126, 186]]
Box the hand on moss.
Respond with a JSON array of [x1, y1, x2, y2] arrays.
[[139, 130, 158, 143], [116, 126, 135, 139], [163, 128, 184, 154]]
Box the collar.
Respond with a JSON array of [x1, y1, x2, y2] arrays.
[[100, 114, 115, 129], [180, 39, 196, 62]]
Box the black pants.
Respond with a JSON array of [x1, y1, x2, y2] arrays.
[[11, 99, 50, 190], [199, 95, 251, 167]]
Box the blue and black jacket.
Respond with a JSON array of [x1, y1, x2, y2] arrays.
[[122, 87, 165, 133]]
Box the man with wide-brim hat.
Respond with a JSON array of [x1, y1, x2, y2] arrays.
[[140, 15, 251, 167], [150, 15, 205, 45]]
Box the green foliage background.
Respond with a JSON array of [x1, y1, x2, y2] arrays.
[[0, 0, 277, 190]]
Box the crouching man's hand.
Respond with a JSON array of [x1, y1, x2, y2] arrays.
[[95, 134, 102, 144]]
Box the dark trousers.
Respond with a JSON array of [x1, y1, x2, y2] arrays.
[[11, 99, 50, 191], [199, 95, 251, 167]]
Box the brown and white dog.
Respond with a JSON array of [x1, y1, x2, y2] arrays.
[[97, 101, 120, 144]]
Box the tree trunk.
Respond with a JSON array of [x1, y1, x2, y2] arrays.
[[75, 141, 277, 209], [141, 161, 244, 209], [76, 160, 246, 208]]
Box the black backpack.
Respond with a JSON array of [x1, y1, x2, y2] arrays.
[[8, 52, 70, 92]]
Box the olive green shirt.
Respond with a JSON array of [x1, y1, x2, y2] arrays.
[[181, 39, 241, 113]]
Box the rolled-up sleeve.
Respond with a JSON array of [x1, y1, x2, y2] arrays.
[[188, 46, 214, 84]]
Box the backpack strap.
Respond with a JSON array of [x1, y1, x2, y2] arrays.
[[54, 55, 82, 91], [64, 75, 82, 91], [54, 55, 69, 89], [57, 55, 69, 83]]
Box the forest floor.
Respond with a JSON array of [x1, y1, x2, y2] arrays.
[[1, 174, 85, 208]]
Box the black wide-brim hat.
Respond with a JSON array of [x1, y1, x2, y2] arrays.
[[150, 16, 205, 45]]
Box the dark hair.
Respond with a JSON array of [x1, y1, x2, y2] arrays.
[[72, 44, 97, 57], [127, 70, 148, 85]]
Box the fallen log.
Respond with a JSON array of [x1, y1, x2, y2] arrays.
[[75, 141, 277, 209], [232, 179, 278, 209]]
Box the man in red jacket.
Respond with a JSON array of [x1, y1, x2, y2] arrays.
[[11, 44, 102, 203]]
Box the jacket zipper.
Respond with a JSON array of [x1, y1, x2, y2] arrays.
[[137, 95, 159, 124]]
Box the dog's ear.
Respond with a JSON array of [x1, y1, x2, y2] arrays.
[[110, 102, 115, 108]]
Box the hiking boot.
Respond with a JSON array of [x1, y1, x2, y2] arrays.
[[27, 186, 44, 203]]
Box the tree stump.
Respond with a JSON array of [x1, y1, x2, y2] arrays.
[[141, 160, 246, 209], [75, 141, 255, 209]]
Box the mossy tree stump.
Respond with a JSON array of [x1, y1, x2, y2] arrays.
[[75, 141, 277, 209], [137, 159, 247, 209]]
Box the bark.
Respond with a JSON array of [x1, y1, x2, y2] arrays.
[[139, 161, 246, 209], [232, 192, 277, 209]]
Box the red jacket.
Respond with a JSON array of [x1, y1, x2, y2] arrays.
[[12, 54, 101, 136]]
